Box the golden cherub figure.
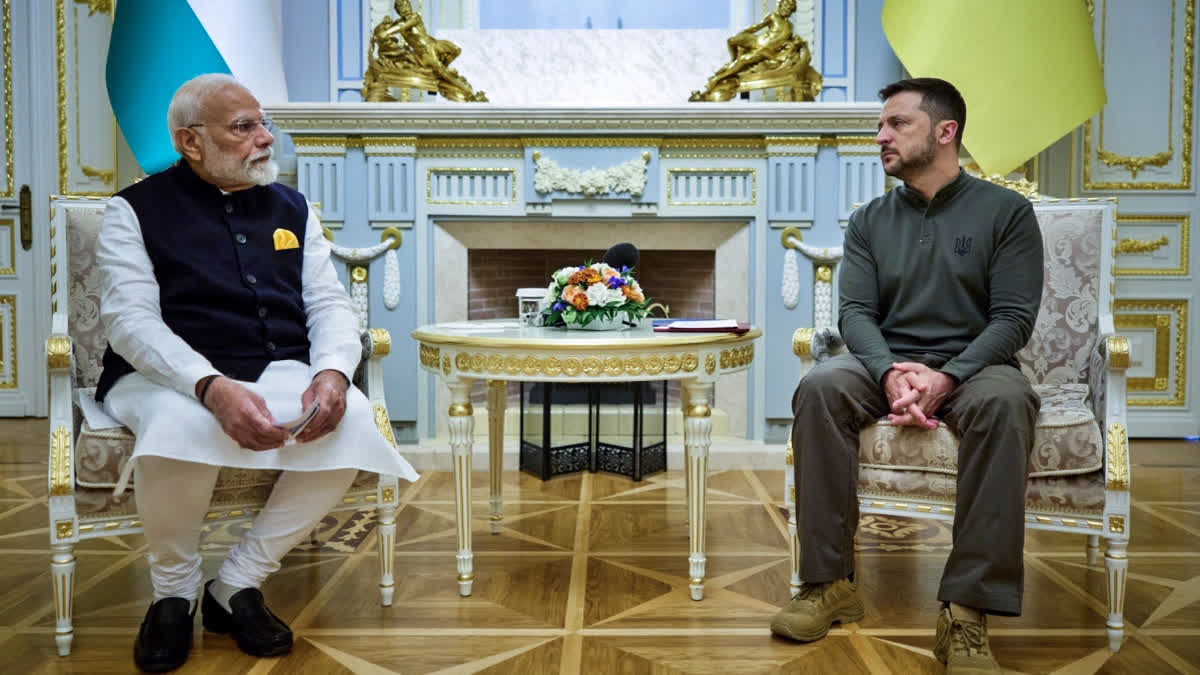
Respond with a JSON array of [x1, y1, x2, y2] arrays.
[[689, 0, 822, 102], [362, 0, 487, 103]]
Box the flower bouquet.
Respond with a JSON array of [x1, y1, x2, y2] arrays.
[[541, 262, 649, 330]]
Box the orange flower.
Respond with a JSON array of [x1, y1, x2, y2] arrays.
[[622, 286, 644, 303], [567, 269, 588, 285], [563, 285, 589, 310]]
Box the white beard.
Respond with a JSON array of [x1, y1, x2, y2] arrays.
[[204, 141, 278, 186], [244, 154, 280, 185]]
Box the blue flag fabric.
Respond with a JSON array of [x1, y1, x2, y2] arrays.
[[106, 0, 231, 174]]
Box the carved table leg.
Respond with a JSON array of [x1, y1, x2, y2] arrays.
[[487, 380, 506, 534], [448, 381, 475, 596], [682, 379, 713, 601]]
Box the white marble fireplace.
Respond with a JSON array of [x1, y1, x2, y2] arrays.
[[433, 217, 751, 438]]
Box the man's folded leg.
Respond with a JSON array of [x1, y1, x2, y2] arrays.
[[201, 467, 358, 657]]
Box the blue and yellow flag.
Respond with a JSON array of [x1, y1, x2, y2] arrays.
[[881, 0, 1105, 175]]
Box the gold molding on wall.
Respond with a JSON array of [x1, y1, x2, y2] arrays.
[[1114, 299, 1188, 406], [2, 0, 12, 198], [0, 217, 13, 276], [666, 168, 756, 206], [56, 0, 116, 196], [1084, 0, 1194, 190], [425, 167, 516, 205], [1114, 213, 1190, 276], [0, 294, 15, 389]]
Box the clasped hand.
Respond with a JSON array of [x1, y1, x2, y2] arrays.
[[202, 369, 350, 450], [882, 362, 955, 430]]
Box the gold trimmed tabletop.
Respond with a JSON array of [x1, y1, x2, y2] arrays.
[[413, 320, 761, 381], [412, 320, 761, 349]]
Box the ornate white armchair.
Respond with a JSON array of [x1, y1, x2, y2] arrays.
[[45, 196, 404, 656], [785, 196, 1131, 651]]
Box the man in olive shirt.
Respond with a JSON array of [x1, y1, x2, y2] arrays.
[[770, 78, 1043, 674]]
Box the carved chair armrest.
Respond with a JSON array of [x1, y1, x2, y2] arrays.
[[1095, 334, 1131, 502], [792, 327, 846, 376], [46, 334, 78, 506], [356, 327, 392, 402], [46, 334, 73, 373]]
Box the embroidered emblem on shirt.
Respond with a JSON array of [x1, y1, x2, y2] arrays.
[[954, 236, 972, 256], [273, 228, 300, 251]]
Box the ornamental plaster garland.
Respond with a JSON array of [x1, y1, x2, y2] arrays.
[[328, 235, 402, 328], [780, 229, 842, 326], [532, 153, 648, 197]]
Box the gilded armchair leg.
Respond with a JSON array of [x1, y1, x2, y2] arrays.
[[1104, 538, 1128, 652], [448, 381, 475, 597], [377, 500, 397, 606], [682, 380, 713, 601], [51, 543, 76, 656], [487, 380, 506, 535], [1086, 534, 1100, 566], [785, 439, 801, 595]]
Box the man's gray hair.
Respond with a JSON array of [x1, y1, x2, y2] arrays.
[[167, 73, 246, 152]]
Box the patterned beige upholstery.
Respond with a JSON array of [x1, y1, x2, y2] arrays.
[[787, 196, 1130, 652], [46, 196, 403, 657]]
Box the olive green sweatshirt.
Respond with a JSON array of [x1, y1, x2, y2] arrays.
[[838, 170, 1044, 384]]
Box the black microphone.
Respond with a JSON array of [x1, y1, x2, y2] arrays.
[[602, 242, 640, 271]]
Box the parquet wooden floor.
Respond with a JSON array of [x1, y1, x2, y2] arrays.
[[2, 418, 1198, 673]]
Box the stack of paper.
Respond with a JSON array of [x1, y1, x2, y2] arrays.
[[652, 319, 749, 333]]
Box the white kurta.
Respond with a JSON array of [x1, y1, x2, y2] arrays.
[[97, 195, 418, 491]]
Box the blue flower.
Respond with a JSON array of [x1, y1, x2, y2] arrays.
[[606, 276, 625, 289], [552, 300, 566, 311]]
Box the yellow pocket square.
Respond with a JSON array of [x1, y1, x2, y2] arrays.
[[272, 228, 300, 251]]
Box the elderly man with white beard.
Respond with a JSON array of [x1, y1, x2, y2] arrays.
[[94, 73, 419, 672]]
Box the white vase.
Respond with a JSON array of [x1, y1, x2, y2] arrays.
[[566, 315, 634, 331]]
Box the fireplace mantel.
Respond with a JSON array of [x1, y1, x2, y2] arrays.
[[268, 102, 886, 449], [268, 102, 882, 135]]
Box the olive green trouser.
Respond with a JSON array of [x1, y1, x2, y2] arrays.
[[790, 353, 1039, 616]]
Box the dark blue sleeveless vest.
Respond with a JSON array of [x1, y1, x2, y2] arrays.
[[95, 161, 311, 401]]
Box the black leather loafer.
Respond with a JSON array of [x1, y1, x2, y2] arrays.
[[133, 596, 194, 672], [201, 580, 293, 657]]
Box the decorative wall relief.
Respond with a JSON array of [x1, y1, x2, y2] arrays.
[[532, 152, 648, 198]]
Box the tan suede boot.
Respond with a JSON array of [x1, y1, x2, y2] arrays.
[[769, 579, 865, 642], [933, 606, 1015, 674]]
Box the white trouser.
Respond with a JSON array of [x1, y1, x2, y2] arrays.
[[135, 455, 357, 601]]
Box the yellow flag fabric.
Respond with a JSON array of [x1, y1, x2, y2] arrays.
[[881, 0, 1105, 175]]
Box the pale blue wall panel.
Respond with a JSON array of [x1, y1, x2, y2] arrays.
[[337, 0, 364, 80], [763, 239, 814, 421], [283, 0, 330, 101], [822, 0, 848, 78], [369, 241, 419, 422], [853, 0, 902, 100], [762, 146, 845, 420]]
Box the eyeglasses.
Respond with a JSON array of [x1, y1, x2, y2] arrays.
[[187, 117, 275, 138]]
